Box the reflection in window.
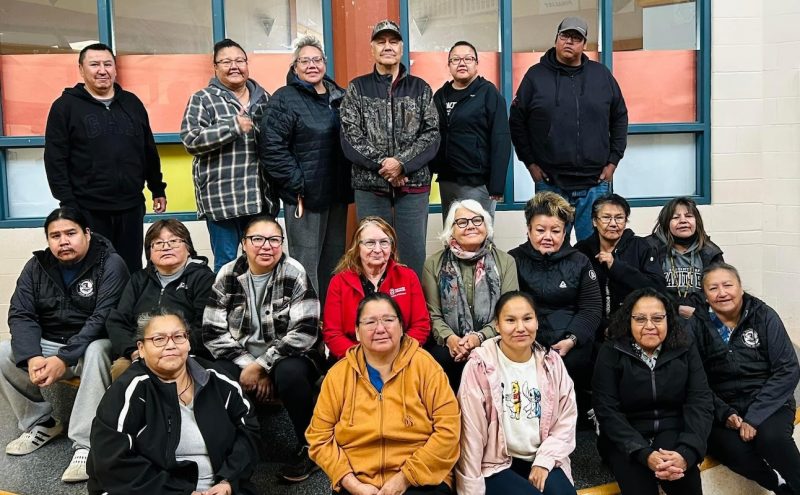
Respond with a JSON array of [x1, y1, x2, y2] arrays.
[[5, 148, 58, 218], [0, 0, 98, 55], [410, 0, 498, 52], [113, 0, 212, 54], [512, 2, 599, 53], [226, 0, 324, 52]]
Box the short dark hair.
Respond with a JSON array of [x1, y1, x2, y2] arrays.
[[78, 43, 115, 65], [144, 219, 198, 261], [606, 287, 688, 351], [493, 290, 537, 321], [355, 292, 405, 330], [524, 191, 575, 227], [213, 39, 246, 62], [652, 196, 710, 251], [448, 40, 478, 62], [135, 307, 190, 342], [242, 215, 284, 239], [702, 262, 742, 286], [44, 207, 90, 235], [591, 193, 631, 219]]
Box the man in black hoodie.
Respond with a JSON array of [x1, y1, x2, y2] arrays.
[[44, 43, 167, 274], [510, 17, 628, 242]]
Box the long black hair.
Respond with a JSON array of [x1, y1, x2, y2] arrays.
[[607, 288, 688, 350], [44, 207, 90, 235], [355, 292, 405, 331]]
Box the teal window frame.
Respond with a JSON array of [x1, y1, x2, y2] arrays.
[[0, 0, 334, 227], [400, 0, 711, 214]]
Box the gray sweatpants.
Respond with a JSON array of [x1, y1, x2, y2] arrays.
[[0, 338, 112, 450]]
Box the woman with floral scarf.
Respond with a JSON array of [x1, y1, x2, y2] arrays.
[[422, 199, 519, 392]]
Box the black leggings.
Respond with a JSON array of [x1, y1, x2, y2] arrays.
[[211, 356, 319, 445], [707, 404, 800, 493], [425, 342, 466, 393]]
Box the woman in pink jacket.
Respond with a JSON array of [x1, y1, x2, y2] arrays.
[[457, 291, 578, 495]]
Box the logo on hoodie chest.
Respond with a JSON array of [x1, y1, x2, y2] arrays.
[[741, 328, 760, 348], [389, 287, 407, 297], [77, 279, 94, 297]]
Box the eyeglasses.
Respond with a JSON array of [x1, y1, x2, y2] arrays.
[[296, 56, 325, 67], [143, 332, 189, 347], [597, 215, 627, 225], [631, 314, 667, 326], [244, 235, 284, 248], [448, 56, 477, 65], [454, 216, 485, 229], [359, 238, 392, 249], [215, 58, 248, 68], [359, 315, 399, 330], [558, 32, 585, 43], [151, 238, 185, 250]]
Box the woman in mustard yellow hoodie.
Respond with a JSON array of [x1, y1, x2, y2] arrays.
[[307, 292, 461, 494]]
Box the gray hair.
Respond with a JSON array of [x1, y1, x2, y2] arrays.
[[134, 307, 190, 342], [439, 199, 494, 246], [291, 35, 326, 66]]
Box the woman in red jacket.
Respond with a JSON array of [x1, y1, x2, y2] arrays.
[[323, 216, 430, 359]]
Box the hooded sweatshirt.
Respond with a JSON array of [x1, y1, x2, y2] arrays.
[[44, 83, 166, 210], [509, 48, 628, 190], [306, 337, 460, 491]]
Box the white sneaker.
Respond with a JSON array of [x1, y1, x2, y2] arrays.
[[5, 419, 63, 455], [61, 448, 89, 483]]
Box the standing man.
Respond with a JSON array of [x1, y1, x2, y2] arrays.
[[510, 17, 628, 242], [182, 39, 278, 272], [0, 207, 128, 483], [340, 20, 440, 277], [432, 40, 511, 221], [45, 43, 167, 274]]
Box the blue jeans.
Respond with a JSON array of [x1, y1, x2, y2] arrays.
[[206, 215, 256, 272], [354, 190, 429, 278], [485, 461, 576, 495], [535, 180, 610, 242]]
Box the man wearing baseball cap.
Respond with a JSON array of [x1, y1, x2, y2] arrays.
[[339, 19, 440, 278], [510, 16, 628, 242]]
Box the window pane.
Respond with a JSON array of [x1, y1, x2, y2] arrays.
[[5, 148, 58, 218], [612, 0, 697, 123], [513, 133, 697, 201], [408, 0, 501, 90], [4, 145, 196, 219], [0, 0, 98, 135], [225, 0, 325, 95], [613, 133, 697, 198], [113, 0, 212, 55], [512, 1, 599, 94]]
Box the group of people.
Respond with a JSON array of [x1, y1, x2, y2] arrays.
[[0, 12, 797, 495]]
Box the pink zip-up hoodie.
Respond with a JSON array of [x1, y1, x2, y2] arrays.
[[456, 337, 577, 495]]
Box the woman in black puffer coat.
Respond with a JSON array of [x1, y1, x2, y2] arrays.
[[259, 35, 352, 305]]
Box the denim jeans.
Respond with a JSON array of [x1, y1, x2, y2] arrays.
[[485, 462, 576, 495], [354, 190, 429, 278], [534, 180, 610, 242], [206, 215, 256, 272]]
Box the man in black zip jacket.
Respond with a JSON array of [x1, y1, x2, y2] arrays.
[[44, 43, 167, 273], [0, 207, 128, 483], [431, 40, 511, 221], [509, 17, 628, 242]]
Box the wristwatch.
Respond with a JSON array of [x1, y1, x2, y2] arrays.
[[566, 334, 578, 345]]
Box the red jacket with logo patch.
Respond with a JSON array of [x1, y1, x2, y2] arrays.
[[323, 259, 430, 359]]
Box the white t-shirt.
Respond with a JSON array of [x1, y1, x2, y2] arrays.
[[175, 401, 215, 491], [497, 347, 542, 461]]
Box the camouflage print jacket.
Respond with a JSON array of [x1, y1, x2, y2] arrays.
[[340, 64, 440, 193]]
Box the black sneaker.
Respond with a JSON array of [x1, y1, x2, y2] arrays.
[[278, 446, 319, 482]]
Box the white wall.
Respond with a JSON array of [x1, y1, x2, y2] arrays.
[[1, 0, 799, 345]]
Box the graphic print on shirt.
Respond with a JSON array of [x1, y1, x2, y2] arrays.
[[664, 266, 702, 291], [502, 380, 542, 420]]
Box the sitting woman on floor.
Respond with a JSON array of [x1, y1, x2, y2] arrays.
[[106, 219, 216, 380], [307, 292, 460, 495], [689, 263, 800, 495], [457, 291, 578, 495], [88, 308, 260, 495], [593, 288, 713, 495]]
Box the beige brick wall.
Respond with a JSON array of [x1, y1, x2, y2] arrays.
[[1, 0, 799, 346]]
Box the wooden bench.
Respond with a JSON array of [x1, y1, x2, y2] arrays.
[[576, 408, 800, 495]]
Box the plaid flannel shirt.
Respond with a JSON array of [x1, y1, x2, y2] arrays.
[[202, 253, 321, 373], [181, 78, 278, 221]]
